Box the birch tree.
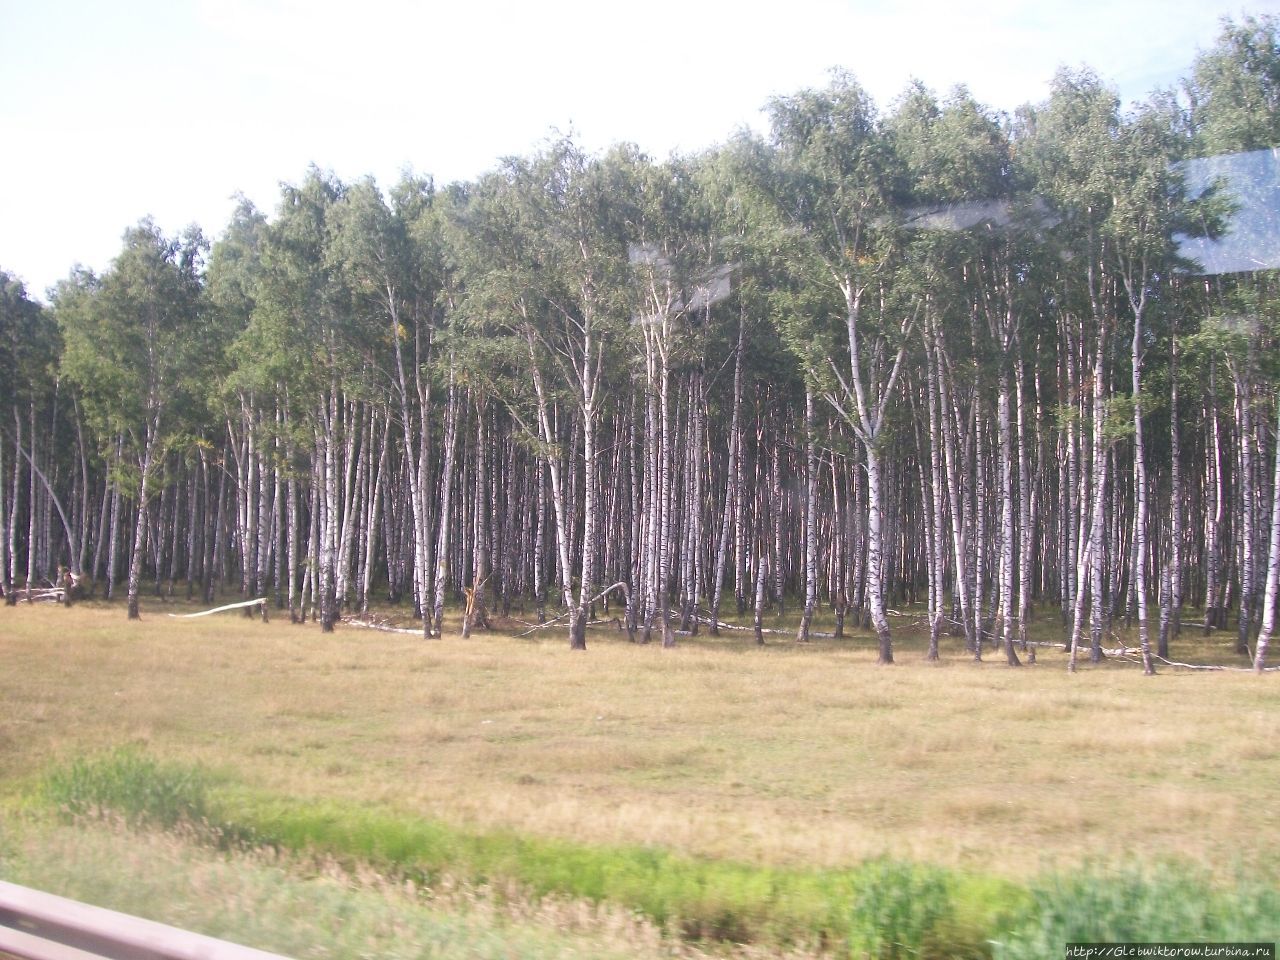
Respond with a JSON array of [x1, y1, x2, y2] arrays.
[[758, 73, 913, 663], [59, 221, 205, 619]]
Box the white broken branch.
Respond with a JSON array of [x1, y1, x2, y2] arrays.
[[341, 616, 421, 635], [169, 597, 267, 618], [516, 583, 632, 637], [1112, 653, 1280, 673]]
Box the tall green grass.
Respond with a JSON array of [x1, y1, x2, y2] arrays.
[[42, 747, 210, 828], [994, 865, 1280, 959]]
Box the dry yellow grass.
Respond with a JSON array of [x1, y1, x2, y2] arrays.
[[2, 600, 1276, 879]]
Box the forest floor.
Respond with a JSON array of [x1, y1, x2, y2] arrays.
[[1, 598, 1276, 957]]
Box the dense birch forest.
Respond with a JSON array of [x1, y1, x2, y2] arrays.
[[4, 17, 1280, 673]]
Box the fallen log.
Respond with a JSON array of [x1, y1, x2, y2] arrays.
[[169, 597, 267, 619], [691, 613, 842, 639], [1111, 653, 1280, 673], [341, 616, 421, 635]]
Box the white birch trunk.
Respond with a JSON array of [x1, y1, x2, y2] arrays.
[[319, 392, 340, 632], [997, 369, 1021, 666], [710, 317, 744, 632], [1205, 366, 1224, 633], [1130, 311, 1154, 674], [1166, 333, 1184, 648], [1236, 375, 1257, 656], [1016, 352, 1035, 662], [361, 409, 389, 616], [126, 413, 160, 620], [1252, 398, 1280, 672], [797, 387, 818, 643], [575, 315, 602, 651], [1088, 340, 1108, 664], [432, 372, 459, 638], [924, 336, 946, 660]]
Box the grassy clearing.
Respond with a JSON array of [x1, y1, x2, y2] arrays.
[[1, 600, 1277, 953], [3, 600, 1275, 875]]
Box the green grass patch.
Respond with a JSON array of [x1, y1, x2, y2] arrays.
[[42, 746, 210, 829]]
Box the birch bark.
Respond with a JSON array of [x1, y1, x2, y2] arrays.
[[1251, 399, 1280, 672]]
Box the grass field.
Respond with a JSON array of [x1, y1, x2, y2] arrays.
[[1, 599, 1277, 956]]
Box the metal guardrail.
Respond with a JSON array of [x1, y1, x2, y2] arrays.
[[0, 880, 293, 960]]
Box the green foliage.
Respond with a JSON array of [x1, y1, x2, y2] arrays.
[[0, 270, 58, 411], [1190, 15, 1280, 155], [848, 858, 986, 960], [206, 196, 267, 399], [54, 219, 206, 458], [995, 864, 1280, 959], [886, 82, 1011, 207]]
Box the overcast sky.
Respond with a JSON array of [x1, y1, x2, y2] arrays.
[[2, 0, 1277, 298]]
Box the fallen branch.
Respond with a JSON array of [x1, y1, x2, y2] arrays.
[[342, 616, 422, 636], [516, 582, 632, 637], [1024, 639, 1134, 658], [1112, 653, 1280, 673], [692, 614, 756, 633], [517, 610, 572, 636], [169, 597, 267, 619], [690, 612, 843, 639]]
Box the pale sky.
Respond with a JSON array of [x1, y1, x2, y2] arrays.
[[2, 0, 1277, 299]]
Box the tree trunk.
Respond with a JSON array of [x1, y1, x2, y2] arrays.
[[1252, 398, 1280, 672], [797, 388, 818, 643], [1237, 373, 1256, 656], [1204, 363, 1223, 634], [126, 422, 160, 620], [463, 404, 489, 638], [1088, 338, 1108, 665], [865, 446, 893, 664], [433, 372, 460, 638], [1129, 298, 1154, 675], [997, 366, 1021, 666]]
